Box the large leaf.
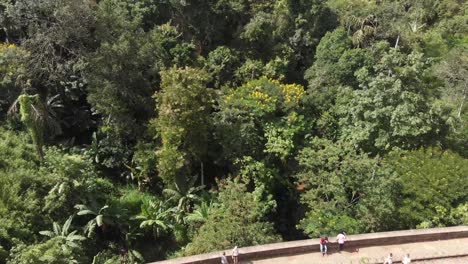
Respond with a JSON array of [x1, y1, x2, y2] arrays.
[[130, 250, 144, 261], [96, 214, 104, 226], [77, 209, 96, 215], [98, 205, 109, 214]]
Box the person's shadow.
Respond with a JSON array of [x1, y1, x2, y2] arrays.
[[325, 245, 360, 256]]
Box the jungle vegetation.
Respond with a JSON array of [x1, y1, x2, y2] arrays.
[[0, 0, 467, 263]]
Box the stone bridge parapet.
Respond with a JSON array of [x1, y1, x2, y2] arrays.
[[149, 225, 468, 264]]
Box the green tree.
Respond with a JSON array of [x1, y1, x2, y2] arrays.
[[434, 46, 468, 156], [183, 178, 280, 256], [304, 28, 353, 89], [86, 3, 151, 140], [303, 28, 372, 140], [204, 46, 240, 88], [154, 66, 212, 186], [389, 148, 468, 228], [338, 44, 447, 153], [87, 4, 196, 174], [296, 138, 397, 236], [5, 0, 97, 138]]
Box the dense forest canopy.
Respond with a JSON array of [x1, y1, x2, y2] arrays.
[[0, 0, 467, 263]]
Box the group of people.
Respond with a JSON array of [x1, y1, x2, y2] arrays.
[[320, 232, 412, 264], [319, 231, 347, 256], [221, 233, 412, 263], [221, 232, 347, 263], [384, 253, 412, 264]]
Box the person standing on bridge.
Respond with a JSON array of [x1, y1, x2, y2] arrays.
[[402, 253, 411, 264], [221, 252, 228, 264], [336, 231, 346, 252], [384, 253, 393, 264], [320, 236, 329, 256], [232, 246, 239, 264]]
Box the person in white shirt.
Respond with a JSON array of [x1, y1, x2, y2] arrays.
[[384, 253, 393, 264], [336, 231, 346, 252], [232, 246, 239, 264], [402, 253, 411, 264], [221, 252, 228, 264]]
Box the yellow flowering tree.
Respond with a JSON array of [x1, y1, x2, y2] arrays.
[[216, 77, 306, 162]]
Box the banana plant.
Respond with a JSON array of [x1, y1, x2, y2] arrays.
[[134, 199, 173, 237], [185, 200, 214, 225], [163, 174, 204, 214], [39, 216, 86, 250], [75, 203, 115, 238]]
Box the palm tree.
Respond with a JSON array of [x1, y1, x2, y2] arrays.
[[39, 216, 86, 249], [345, 15, 378, 48], [9, 93, 62, 159]]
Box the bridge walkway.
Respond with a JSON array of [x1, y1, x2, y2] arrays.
[[249, 237, 468, 264]]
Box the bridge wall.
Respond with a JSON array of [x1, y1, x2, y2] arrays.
[[149, 225, 468, 264]]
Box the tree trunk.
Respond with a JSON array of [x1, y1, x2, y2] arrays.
[[200, 161, 204, 186], [37, 144, 44, 161], [394, 35, 400, 49], [458, 86, 467, 119], [3, 27, 9, 43]]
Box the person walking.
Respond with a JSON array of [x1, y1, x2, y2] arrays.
[[320, 236, 329, 256], [221, 252, 228, 264], [402, 253, 411, 264], [384, 253, 393, 264], [232, 246, 239, 264], [336, 231, 346, 252]]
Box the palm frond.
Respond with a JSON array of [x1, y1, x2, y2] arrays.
[[53, 222, 61, 235], [67, 234, 86, 242], [7, 97, 19, 116], [62, 216, 73, 236], [39, 230, 55, 237], [66, 241, 80, 249], [163, 188, 180, 199]]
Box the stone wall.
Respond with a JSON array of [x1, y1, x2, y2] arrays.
[[149, 226, 468, 264]]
